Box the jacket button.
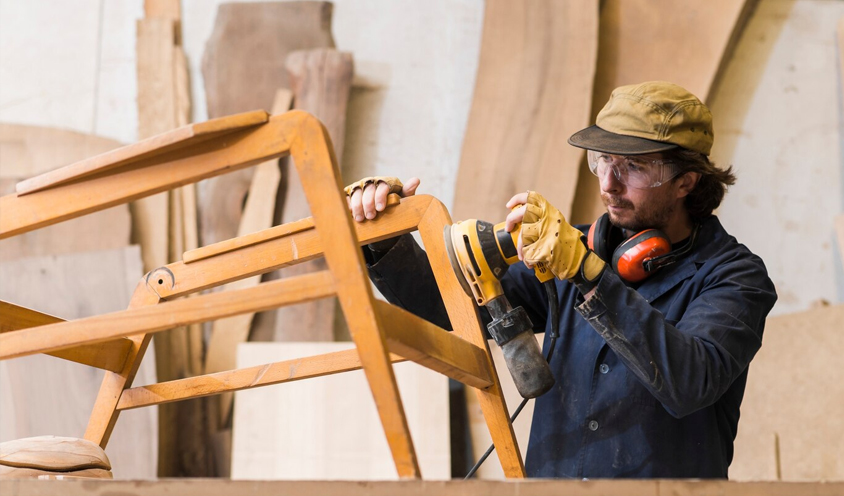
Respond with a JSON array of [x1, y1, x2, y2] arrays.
[[599, 364, 609, 374], [588, 420, 599, 431]]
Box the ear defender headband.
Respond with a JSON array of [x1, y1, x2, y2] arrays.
[[587, 213, 699, 283]]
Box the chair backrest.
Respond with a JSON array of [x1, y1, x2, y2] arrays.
[[0, 110, 526, 479]]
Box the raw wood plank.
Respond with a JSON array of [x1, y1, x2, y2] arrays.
[[0, 436, 110, 471], [730, 305, 844, 481], [570, 0, 760, 224], [0, 126, 130, 262], [452, 0, 598, 222], [835, 215, 844, 266], [230, 342, 449, 480], [4, 479, 844, 496], [0, 247, 156, 480], [0, 124, 122, 179], [270, 48, 354, 342], [198, 1, 335, 247]]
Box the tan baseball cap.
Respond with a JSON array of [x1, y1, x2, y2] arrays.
[[568, 81, 714, 156]]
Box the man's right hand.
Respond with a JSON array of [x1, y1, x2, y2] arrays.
[[346, 176, 421, 223]]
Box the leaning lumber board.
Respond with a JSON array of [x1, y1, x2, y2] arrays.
[[0, 247, 156, 480], [204, 89, 292, 423], [270, 48, 354, 342], [731, 305, 844, 481], [452, 0, 598, 222], [199, 1, 335, 247], [0, 124, 122, 179], [570, 0, 759, 224], [835, 215, 844, 266], [230, 342, 449, 480]]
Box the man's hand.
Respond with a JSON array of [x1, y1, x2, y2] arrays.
[[345, 176, 420, 223], [504, 191, 589, 280]]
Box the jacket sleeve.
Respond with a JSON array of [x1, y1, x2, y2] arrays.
[[575, 256, 777, 418], [364, 234, 453, 331]]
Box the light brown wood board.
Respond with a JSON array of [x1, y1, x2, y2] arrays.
[[0, 124, 122, 179], [0, 125, 129, 262], [137, 13, 210, 478], [262, 48, 353, 343], [5, 479, 844, 495], [730, 304, 844, 481], [198, 1, 335, 247], [569, 0, 760, 225], [204, 89, 293, 426], [0, 246, 156, 480], [451, 0, 598, 223], [230, 342, 449, 480]]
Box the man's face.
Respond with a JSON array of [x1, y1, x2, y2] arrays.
[[596, 153, 682, 232]]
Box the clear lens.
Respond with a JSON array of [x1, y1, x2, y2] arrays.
[[586, 150, 680, 189]]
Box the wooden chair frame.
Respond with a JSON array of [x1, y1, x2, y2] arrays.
[[0, 110, 525, 478]]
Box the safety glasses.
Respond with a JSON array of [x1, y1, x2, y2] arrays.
[[587, 150, 682, 189]]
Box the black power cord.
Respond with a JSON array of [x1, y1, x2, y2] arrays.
[[464, 280, 560, 479]]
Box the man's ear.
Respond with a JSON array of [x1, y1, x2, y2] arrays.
[[675, 172, 700, 199]]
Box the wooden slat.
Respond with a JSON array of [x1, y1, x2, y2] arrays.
[[417, 199, 526, 477], [0, 111, 301, 240], [452, 0, 598, 222], [570, 0, 759, 224], [0, 271, 336, 361], [376, 301, 492, 389], [15, 110, 269, 197], [154, 194, 429, 300], [0, 301, 132, 373], [117, 349, 408, 411], [835, 214, 844, 266], [184, 218, 314, 263]]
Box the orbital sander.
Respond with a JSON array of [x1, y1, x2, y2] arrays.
[[444, 218, 556, 399]]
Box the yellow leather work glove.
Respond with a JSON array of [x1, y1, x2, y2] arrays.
[[520, 191, 590, 280], [343, 176, 404, 197]]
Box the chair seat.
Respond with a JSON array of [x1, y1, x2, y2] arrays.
[[0, 436, 111, 478]]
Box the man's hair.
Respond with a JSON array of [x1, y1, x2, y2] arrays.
[[664, 148, 736, 219]]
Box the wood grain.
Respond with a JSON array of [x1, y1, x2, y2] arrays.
[[570, 0, 759, 224], [199, 1, 335, 247], [452, 0, 598, 223], [0, 436, 110, 471], [270, 48, 354, 342]]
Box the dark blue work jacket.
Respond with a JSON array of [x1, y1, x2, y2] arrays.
[[365, 215, 777, 478]]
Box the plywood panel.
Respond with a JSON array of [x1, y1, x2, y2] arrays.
[[570, 0, 759, 224], [231, 342, 449, 480], [0, 247, 157, 480], [198, 1, 335, 247], [731, 305, 844, 481], [452, 0, 598, 223]]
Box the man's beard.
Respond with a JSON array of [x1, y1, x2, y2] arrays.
[[602, 193, 676, 232]]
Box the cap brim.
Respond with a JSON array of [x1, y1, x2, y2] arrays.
[[568, 125, 678, 155]]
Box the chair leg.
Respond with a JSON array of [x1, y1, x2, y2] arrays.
[[84, 280, 160, 447], [418, 200, 526, 478]]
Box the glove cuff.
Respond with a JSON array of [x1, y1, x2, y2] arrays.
[[570, 240, 606, 295]]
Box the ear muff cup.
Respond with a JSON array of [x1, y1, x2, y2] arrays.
[[587, 213, 624, 263], [611, 230, 671, 283]]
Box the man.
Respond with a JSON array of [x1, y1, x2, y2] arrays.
[[345, 81, 777, 478]]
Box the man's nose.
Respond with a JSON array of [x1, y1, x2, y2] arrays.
[[598, 164, 623, 193]]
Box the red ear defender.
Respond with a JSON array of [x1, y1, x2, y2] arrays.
[[611, 230, 672, 282]]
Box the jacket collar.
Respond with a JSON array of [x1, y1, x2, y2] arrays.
[[633, 215, 723, 303]]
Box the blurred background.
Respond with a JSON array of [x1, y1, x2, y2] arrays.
[[0, 0, 841, 483]]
